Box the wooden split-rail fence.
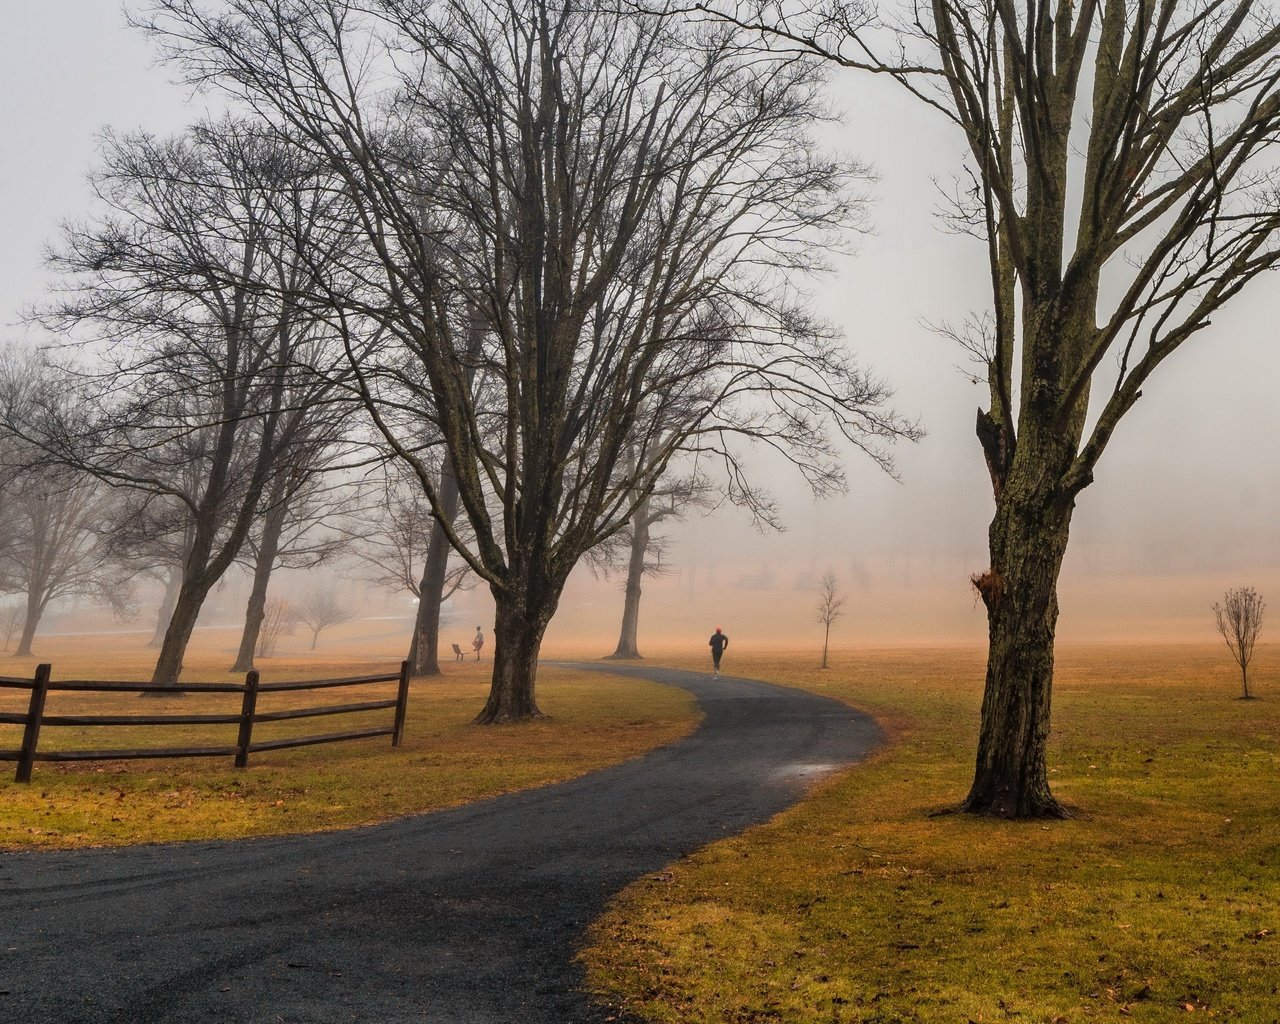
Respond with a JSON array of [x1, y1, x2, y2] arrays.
[[0, 661, 412, 783]]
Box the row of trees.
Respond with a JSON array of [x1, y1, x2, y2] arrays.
[[0, 345, 464, 668], [8, 2, 916, 720], [0, 332, 718, 676], [12, 0, 1279, 817]]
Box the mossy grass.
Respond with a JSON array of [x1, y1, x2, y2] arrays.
[[0, 638, 698, 849], [583, 643, 1280, 1023]]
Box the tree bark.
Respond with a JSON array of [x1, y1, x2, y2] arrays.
[[149, 577, 212, 689], [230, 497, 288, 672], [963, 437, 1077, 819], [148, 565, 183, 648], [607, 497, 650, 660], [821, 623, 830, 669], [407, 462, 461, 677], [474, 590, 549, 724]]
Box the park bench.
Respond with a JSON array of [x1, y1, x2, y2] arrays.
[[451, 643, 465, 660]]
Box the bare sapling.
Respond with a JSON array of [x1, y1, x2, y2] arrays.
[[1213, 586, 1265, 700], [255, 597, 293, 658], [816, 571, 847, 670], [296, 588, 354, 650], [0, 602, 23, 652]]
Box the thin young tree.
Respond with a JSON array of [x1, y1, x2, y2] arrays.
[[717, 0, 1280, 815], [138, 0, 917, 722], [816, 570, 847, 669], [254, 596, 293, 658], [0, 602, 23, 653], [104, 480, 198, 648], [1213, 586, 1265, 700], [295, 587, 354, 649]]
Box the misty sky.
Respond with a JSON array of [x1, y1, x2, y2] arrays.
[[3, 5, 1278, 649]]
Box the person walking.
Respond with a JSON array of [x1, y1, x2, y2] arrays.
[[472, 626, 485, 661], [708, 626, 729, 678]]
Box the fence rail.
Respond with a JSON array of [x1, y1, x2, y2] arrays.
[[0, 661, 412, 782]]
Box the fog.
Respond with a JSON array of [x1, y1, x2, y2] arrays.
[[4, 6, 1279, 651]]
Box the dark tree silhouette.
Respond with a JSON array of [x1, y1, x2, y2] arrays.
[[229, 445, 352, 673]]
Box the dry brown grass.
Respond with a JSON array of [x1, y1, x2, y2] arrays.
[[0, 633, 699, 849], [583, 643, 1280, 1023]]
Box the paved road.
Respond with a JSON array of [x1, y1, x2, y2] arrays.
[[0, 663, 883, 1024]]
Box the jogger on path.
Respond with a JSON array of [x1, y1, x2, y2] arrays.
[[709, 627, 729, 678]]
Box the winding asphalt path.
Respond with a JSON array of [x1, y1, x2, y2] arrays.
[[0, 663, 883, 1023]]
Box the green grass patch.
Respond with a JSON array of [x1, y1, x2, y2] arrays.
[[583, 644, 1280, 1023], [0, 648, 698, 849]]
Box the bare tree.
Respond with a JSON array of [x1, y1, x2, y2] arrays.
[[229, 444, 354, 672], [254, 596, 293, 658], [605, 468, 713, 660], [816, 570, 847, 669], [353, 463, 473, 676], [1213, 586, 1265, 700], [2, 465, 138, 656], [103, 484, 198, 648], [295, 587, 354, 650], [718, 1, 1280, 815], [138, 0, 917, 723], [0, 601, 24, 653], [28, 120, 353, 687], [0, 356, 137, 656], [400, 310, 490, 680]]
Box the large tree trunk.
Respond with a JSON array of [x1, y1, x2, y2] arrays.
[[230, 499, 288, 672], [149, 577, 213, 689], [408, 463, 462, 677], [963, 439, 1077, 819], [13, 590, 44, 658], [474, 589, 551, 724], [148, 565, 183, 648], [607, 499, 650, 660]]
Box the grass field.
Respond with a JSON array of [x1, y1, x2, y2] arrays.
[[583, 643, 1280, 1023], [6, 632, 1277, 1021], [0, 633, 699, 849]]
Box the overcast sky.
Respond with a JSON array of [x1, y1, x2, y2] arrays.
[[3, 5, 1278, 649]]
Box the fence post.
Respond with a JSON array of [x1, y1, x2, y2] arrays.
[[235, 670, 261, 768], [15, 664, 52, 784], [391, 660, 411, 747]]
